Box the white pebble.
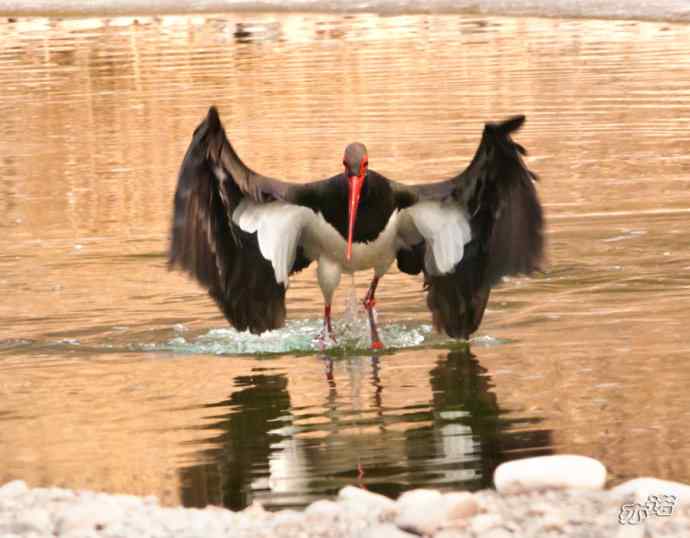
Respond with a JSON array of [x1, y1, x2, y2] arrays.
[[610, 477, 690, 506], [56, 500, 124, 534], [494, 455, 607, 494], [338, 486, 397, 512], [615, 523, 645, 538], [470, 513, 503, 534], [9, 507, 53, 534], [395, 489, 477, 535], [360, 523, 418, 538], [444, 492, 478, 522], [269, 509, 303, 530], [481, 529, 514, 538], [305, 499, 343, 521], [434, 530, 465, 538], [395, 490, 479, 534], [0, 481, 28, 498], [395, 489, 445, 535], [540, 511, 567, 532]]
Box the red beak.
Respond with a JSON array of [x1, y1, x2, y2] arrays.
[[346, 174, 365, 261]]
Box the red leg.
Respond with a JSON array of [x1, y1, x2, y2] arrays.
[[363, 276, 383, 350], [324, 304, 334, 335], [319, 304, 337, 349]]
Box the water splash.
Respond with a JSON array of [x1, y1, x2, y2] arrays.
[[125, 278, 496, 356], [470, 335, 513, 347], [334, 274, 371, 349], [134, 318, 436, 356]]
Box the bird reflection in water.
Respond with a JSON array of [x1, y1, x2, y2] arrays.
[[179, 347, 551, 511], [320, 354, 383, 484]]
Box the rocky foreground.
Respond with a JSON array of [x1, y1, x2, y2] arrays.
[[1, 456, 689, 538]]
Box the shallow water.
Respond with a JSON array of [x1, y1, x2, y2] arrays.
[[1, 13, 690, 510]]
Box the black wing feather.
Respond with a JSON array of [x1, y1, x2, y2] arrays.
[[466, 115, 543, 285], [168, 107, 311, 333], [394, 115, 544, 338]]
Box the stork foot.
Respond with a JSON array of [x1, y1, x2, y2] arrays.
[[363, 276, 383, 350], [357, 462, 365, 481], [317, 329, 337, 350], [362, 297, 376, 311]]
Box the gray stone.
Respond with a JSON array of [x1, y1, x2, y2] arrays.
[[494, 455, 607, 494]]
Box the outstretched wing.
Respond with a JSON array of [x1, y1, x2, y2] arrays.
[[393, 115, 544, 338], [168, 106, 315, 334]]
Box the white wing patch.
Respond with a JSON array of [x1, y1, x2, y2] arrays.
[[232, 199, 315, 285], [400, 200, 472, 275]]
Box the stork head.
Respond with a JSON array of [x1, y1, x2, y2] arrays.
[[343, 142, 368, 261]]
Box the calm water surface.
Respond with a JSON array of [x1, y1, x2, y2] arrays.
[[1, 13, 690, 510]]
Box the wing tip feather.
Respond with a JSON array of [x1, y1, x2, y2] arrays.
[[492, 114, 526, 134], [207, 105, 221, 130]]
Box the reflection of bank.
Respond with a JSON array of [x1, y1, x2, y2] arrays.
[[179, 348, 552, 510]]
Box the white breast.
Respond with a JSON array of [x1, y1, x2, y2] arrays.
[[302, 210, 401, 275], [232, 199, 401, 285], [232, 197, 471, 288]]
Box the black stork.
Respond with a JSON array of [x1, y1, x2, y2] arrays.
[[168, 107, 543, 349]]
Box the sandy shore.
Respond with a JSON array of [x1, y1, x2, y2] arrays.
[[0, 0, 689, 21], [1, 478, 689, 538]]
